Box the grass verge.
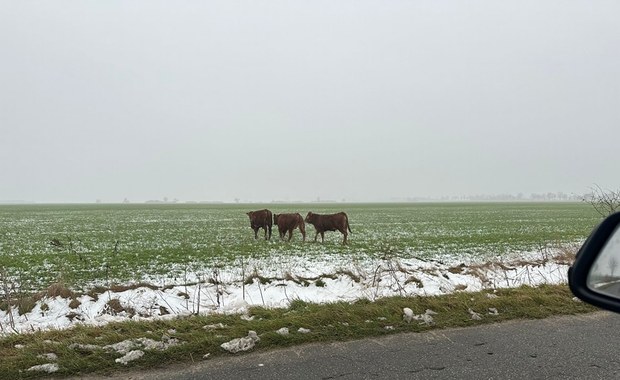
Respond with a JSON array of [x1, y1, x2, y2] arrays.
[[0, 284, 595, 379]]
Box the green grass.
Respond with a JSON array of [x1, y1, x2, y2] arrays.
[[0, 202, 600, 292], [0, 284, 596, 379]]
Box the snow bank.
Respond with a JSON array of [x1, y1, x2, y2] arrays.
[[0, 252, 571, 335]]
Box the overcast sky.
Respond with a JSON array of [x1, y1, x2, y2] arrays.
[[1, 1, 619, 203]]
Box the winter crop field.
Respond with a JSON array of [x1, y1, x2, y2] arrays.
[[0, 202, 600, 293]]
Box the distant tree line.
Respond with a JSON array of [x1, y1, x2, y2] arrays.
[[450, 192, 582, 202]]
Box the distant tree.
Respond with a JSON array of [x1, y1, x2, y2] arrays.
[[582, 184, 620, 217], [610, 255, 619, 278]]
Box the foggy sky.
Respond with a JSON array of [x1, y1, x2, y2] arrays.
[[1, 1, 619, 203]]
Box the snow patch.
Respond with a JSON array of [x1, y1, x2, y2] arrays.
[[404, 308, 437, 325], [203, 323, 227, 330], [221, 331, 260, 353], [36, 353, 58, 361], [468, 308, 483, 320], [115, 350, 144, 365], [27, 363, 59, 373], [0, 251, 572, 336], [276, 327, 289, 336]]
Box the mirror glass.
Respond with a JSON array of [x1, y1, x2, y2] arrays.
[[587, 225, 620, 298]]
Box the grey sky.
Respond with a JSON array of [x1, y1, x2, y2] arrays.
[[1, 1, 619, 203]]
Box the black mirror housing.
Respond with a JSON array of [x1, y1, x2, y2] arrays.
[[569, 212, 620, 313]]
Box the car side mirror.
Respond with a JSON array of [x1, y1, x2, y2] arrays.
[[569, 212, 620, 313]]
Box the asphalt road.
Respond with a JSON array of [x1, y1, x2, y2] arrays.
[[75, 312, 620, 380]]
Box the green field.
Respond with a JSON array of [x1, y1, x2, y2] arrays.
[[0, 202, 601, 292]]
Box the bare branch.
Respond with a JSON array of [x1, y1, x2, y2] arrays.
[[582, 184, 620, 217]]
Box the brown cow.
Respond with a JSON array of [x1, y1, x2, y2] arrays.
[[304, 212, 352, 244], [274, 213, 306, 242], [246, 209, 272, 240]]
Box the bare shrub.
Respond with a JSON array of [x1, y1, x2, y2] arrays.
[[582, 184, 620, 217]]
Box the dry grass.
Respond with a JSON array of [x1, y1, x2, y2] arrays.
[[104, 299, 137, 317], [109, 282, 159, 292], [447, 264, 466, 274], [35, 282, 75, 300], [0, 284, 595, 380], [404, 276, 423, 288], [335, 270, 362, 283]]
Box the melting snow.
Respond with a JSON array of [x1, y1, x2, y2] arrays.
[[115, 350, 144, 365], [27, 363, 59, 373], [203, 323, 227, 330], [221, 331, 260, 353], [276, 327, 289, 336], [468, 308, 483, 320], [406, 309, 436, 325], [36, 353, 58, 361], [0, 251, 571, 336]]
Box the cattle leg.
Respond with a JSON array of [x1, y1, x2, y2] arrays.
[[342, 232, 348, 245], [313, 231, 319, 242], [320, 232, 325, 243], [268, 226, 272, 240], [287, 229, 293, 241], [299, 224, 306, 241]]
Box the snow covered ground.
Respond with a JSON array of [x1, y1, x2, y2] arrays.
[[0, 249, 573, 335]]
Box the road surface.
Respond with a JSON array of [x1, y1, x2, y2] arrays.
[[74, 312, 620, 379]]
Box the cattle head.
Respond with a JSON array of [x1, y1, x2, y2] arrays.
[[246, 211, 255, 226], [305, 212, 314, 223], [273, 214, 279, 224]]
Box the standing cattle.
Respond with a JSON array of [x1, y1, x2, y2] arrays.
[[304, 212, 352, 244], [246, 209, 272, 240], [274, 213, 306, 242]]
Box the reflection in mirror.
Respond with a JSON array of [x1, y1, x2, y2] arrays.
[[587, 225, 620, 298]]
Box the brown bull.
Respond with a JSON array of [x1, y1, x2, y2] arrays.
[[304, 212, 352, 244], [246, 209, 272, 240], [274, 213, 306, 242]]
